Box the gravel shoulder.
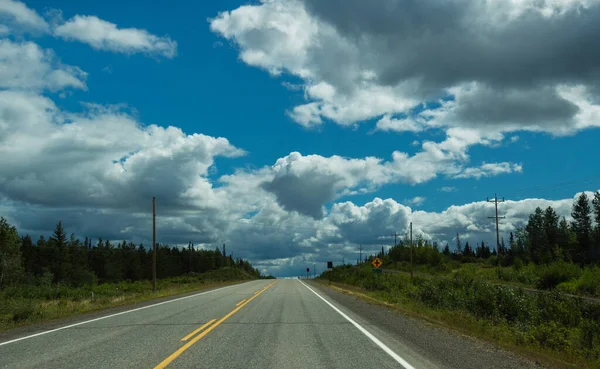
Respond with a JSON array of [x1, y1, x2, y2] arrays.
[[308, 280, 560, 369]]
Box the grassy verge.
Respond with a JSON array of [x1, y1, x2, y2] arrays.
[[320, 266, 600, 369], [385, 261, 600, 300], [0, 268, 255, 332]]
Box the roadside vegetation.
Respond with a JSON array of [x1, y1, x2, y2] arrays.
[[0, 218, 261, 331], [320, 191, 600, 368]]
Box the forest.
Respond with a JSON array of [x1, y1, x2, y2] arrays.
[[0, 218, 260, 289], [374, 192, 600, 281]]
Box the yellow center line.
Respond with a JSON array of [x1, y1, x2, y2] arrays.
[[235, 299, 246, 307], [154, 280, 278, 369], [181, 319, 216, 342]]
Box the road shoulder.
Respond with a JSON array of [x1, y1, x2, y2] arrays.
[[308, 280, 552, 369], [0, 280, 250, 343]]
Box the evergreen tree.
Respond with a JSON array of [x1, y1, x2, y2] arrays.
[[0, 217, 23, 288], [463, 241, 472, 257], [592, 191, 600, 262], [571, 193, 593, 264], [526, 207, 548, 264], [442, 244, 451, 256]]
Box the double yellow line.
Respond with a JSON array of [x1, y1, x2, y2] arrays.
[[154, 280, 278, 369]]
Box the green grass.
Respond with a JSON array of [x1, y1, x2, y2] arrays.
[[0, 268, 256, 332], [320, 265, 600, 368]]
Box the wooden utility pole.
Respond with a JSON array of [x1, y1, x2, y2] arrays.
[[152, 197, 157, 293], [391, 231, 398, 247], [409, 222, 413, 281], [487, 194, 506, 267], [358, 245, 364, 265]]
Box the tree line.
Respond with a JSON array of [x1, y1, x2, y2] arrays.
[[374, 191, 600, 267], [0, 219, 260, 289]]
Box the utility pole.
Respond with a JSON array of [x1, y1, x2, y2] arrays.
[[409, 222, 413, 281], [391, 231, 398, 247], [358, 245, 364, 265], [313, 263, 316, 279], [487, 194, 506, 267], [152, 197, 157, 293]]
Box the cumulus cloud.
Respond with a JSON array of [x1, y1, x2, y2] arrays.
[[257, 134, 522, 220], [54, 15, 177, 58], [0, 91, 244, 213], [0, 0, 49, 33], [210, 0, 600, 136], [0, 39, 87, 91]]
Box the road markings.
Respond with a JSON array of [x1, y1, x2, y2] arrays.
[[154, 280, 278, 369], [181, 319, 216, 342], [298, 280, 416, 369], [0, 283, 245, 347], [235, 299, 246, 306]]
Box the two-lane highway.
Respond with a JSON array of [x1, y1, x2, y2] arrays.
[[0, 280, 537, 369]]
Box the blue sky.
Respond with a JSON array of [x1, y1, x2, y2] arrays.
[[2, 0, 600, 275]]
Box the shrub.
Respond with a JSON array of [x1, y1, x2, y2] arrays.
[[574, 266, 600, 296], [536, 261, 581, 290], [12, 305, 35, 322], [529, 321, 572, 351], [536, 291, 582, 328]]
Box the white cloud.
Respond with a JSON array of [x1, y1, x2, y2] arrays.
[[452, 162, 523, 179], [54, 15, 177, 58], [405, 196, 426, 206], [210, 0, 600, 138], [0, 91, 244, 213], [0, 39, 87, 91], [439, 186, 457, 192], [0, 0, 49, 33]]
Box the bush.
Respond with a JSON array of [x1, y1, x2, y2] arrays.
[[536, 261, 581, 290], [12, 305, 35, 322], [529, 321, 572, 351], [536, 291, 582, 328]]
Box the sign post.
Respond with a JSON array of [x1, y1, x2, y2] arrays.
[[327, 261, 333, 269], [372, 257, 383, 273], [306, 267, 309, 279]]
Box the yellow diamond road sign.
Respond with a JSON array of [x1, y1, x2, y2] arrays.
[[372, 257, 382, 269]]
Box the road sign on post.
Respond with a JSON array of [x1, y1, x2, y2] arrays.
[[306, 267, 309, 279], [327, 261, 333, 269], [372, 257, 382, 269]]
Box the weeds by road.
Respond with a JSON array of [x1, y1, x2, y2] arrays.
[[320, 265, 600, 369], [0, 268, 254, 332]]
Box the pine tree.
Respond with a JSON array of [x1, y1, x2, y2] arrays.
[[592, 191, 600, 262], [464, 241, 472, 257], [571, 193, 593, 264], [0, 217, 23, 288], [442, 244, 451, 256], [526, 207, 548, 264]]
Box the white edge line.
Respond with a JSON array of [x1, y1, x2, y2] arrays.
[[0, 282, 246, 347], [298, 280, 416, 369]]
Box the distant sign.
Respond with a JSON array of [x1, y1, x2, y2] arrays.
[[327, 261, 333, 269], [372, 257, 383, 269], [306, 268, 310, 273]]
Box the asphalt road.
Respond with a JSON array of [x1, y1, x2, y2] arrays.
[[0, 279, 539, 369]]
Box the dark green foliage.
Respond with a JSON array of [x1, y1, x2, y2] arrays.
[[321, 265, 600, 361], [536, 261, 582, 290], [0, 217, 23, 289], [571, 193, 593, 264], [0, 218, 260, 292]]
